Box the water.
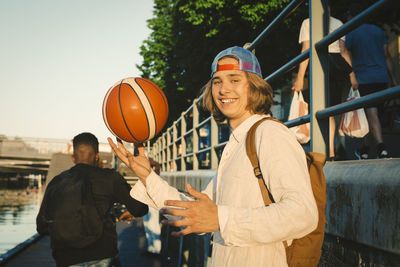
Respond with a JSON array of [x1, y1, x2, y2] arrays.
[[0, 178, 42, 256]]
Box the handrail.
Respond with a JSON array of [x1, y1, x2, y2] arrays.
[[196, 116, 212, 130], [182, 103, 193, 116], [315, 0, 389, 51], [285, 114, 311, 128], [152, 0, 394, 171], [265, 49, 309, 83], [183, 128, 193, 137], [185, 152, 194, 158], [196, 147, 212, 156], [247, 0, 305, 51], [214, 141, 227, 152], [150, 0, 398, 265], [316, 86, 400, 119]]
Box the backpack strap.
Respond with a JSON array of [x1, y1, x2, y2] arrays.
[[246, 117, 290, 248], [246, 117, 285, 205], [71, 167, 105, 223]]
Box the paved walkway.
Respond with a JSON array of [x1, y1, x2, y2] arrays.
[[3, 218, 161, 267]]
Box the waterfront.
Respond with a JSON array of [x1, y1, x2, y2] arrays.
[[0, 178, 42, 256]]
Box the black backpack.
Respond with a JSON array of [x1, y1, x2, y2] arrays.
[[43, 165, 104, 248]]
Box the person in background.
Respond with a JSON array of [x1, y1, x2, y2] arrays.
[[292, 4, 354, 160], [345, 3, 398, 159], [108, 46, 317, 267], [37, 132, 148, 267]]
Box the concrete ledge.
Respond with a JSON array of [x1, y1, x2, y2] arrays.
[[324, 158, 400, 255]]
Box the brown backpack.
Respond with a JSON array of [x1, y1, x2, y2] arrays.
[[245, 117, 327, 267]]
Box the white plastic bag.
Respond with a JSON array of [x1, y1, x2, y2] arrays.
[[288, 91, 310, 144], [338, 88, 369, 138]]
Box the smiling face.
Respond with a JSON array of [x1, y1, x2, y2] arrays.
[[211, 57, 253, 130]]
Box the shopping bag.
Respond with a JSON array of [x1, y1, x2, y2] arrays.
[[288, 91, 310, 144], [338, 88, 369, 138]]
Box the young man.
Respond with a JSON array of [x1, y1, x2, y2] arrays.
[[109, 47, 318, 266], [345, 3, 398, 159], [37, 132, 148, 267]]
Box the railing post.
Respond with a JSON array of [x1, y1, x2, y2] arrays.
[[157, 140, 161, 164], [166, 128, 171, 171], [152, 140, 158, 163], [210, 117, 219, 169], [310, 0, 327, 155], [172, 121, 178, 171], [193, 99, 199, 170], [162, 132, 167, 172], [158, 139, 162, 165], [145, 140, 151, 158], [181, 112, 187, 171]]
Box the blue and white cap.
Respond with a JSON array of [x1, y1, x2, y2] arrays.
[[210, 46, 262, 78]]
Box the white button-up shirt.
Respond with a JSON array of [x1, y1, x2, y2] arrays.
[[131, 114, 318, 267]]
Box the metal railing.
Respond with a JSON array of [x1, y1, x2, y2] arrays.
[[151, 0, 399, 172], [148, 1, 400, 266]]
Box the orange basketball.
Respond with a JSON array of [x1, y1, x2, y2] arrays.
[[102, 77, 169, 143]]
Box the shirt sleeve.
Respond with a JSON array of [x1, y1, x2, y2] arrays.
[[334, 18, 345, 42], [219, 122, 318, 246], [345, 32, 352, 51], [36, 176, 60, 235], [113, 172, 148, 217], [299, 19, 310, 43], [36, 189, 51, 235], [130, 171, 215, 209], [130, 171, 216, 223]]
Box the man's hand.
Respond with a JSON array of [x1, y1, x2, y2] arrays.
[[160, 184, 219, 237], [117, 211, 136, 223], [292, 77, 304, 92], [107, 138, 151, 184]]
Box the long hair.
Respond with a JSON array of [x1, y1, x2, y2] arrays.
[[201, 72, 274, 123]]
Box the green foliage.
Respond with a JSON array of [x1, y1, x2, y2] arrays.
[[137, 0, 400, 126], [138, 0, 298, 124], [179, 0, 290, 37]]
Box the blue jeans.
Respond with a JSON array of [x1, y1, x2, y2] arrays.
[[69, 257, 112, 267]]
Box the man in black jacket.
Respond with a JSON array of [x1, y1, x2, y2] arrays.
[[37, 132, 148, 267]]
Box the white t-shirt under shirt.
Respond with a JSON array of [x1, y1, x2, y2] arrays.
[[299, 17, 344, 53]]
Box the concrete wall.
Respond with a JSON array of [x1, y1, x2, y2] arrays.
[[159, 159, 400, 266], [322, 158, 400, 266]]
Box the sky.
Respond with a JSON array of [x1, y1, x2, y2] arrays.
[[0, 0, 154, 143]]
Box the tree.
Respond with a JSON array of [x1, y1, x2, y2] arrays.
[[138, 0, 302, 123], [138, 0, 400, 125]]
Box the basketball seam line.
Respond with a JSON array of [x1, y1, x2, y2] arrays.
[[102, 86, 119, 138], [118, 79, 140, 143], [140, 78, 168, 135]]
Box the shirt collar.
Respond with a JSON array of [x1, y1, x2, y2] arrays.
[[229, 114, 270, 143]]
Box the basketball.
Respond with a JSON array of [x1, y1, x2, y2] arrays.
[[102, 77, 169, 143]]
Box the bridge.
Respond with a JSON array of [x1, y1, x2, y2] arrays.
[[0, 136, 67, 175], [0, 137, 120, 192]]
